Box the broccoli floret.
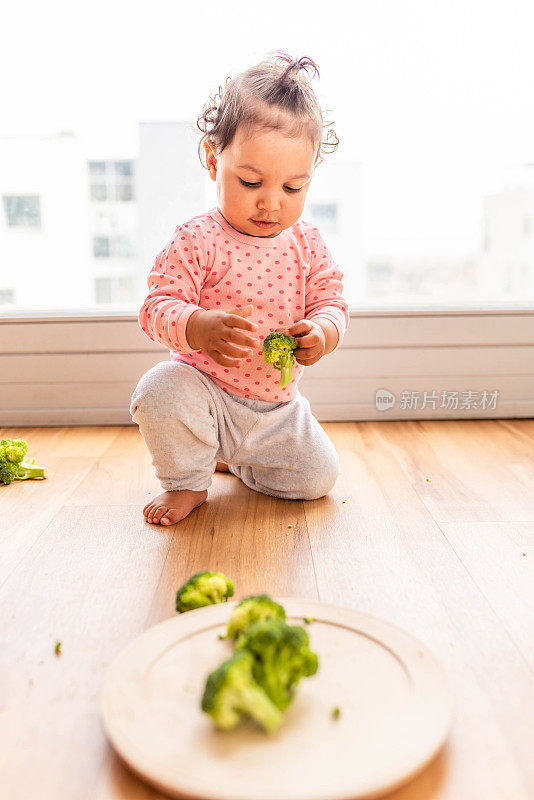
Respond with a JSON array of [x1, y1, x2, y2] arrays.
[[0, 439, 47, 486], [235, 617, 319, 711], [201, 649, 283, 733], [175, 571, 234, 613], [224, 594, 286, 640], [262, 331, 297, 388]]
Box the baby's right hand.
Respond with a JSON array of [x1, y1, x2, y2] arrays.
[[186, 304, 260, 367]]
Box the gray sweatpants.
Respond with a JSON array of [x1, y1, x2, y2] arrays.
[[129, 360, 339, 500]]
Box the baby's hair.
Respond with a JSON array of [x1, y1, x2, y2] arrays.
[[196, 51, 339, 170]]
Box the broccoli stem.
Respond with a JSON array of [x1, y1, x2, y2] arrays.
[[279, 355, 293, 388], [16, 462, 47, 480], [239, 684, 283, 733]]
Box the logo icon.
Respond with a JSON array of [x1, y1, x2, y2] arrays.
[[375, 388, 396, 411]]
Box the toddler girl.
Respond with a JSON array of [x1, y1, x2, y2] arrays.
[[130, 52, 350, 525]]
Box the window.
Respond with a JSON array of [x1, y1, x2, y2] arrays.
[[92, 235, 136, 258], [3, 196, 40, 228], [90, 184, 107, 202], [94, 276, 137, 304], [88, 160, 134, 203], [114, 161, 132, 177], [2, 3, 534, 314], [93, 237, 110, 258], [307, 203, 338, 235]]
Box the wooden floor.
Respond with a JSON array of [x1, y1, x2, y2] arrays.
[[1, 419, 533, 799]]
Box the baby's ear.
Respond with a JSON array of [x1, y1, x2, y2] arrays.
[[204, 140, 218, 177]]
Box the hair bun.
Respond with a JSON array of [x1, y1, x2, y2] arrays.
[[276, 53, 320, 84]]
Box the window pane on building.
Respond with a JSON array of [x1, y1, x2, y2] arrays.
[[90, 184, 107, 202], [93, 237, 110, 258], [3, 195, 40, 228]]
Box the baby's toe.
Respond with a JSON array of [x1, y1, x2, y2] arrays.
[[143, 502, 155, 517], [160, 509, 181, 525], [147, 505, 163, 523], [151, 506, 169, 524]]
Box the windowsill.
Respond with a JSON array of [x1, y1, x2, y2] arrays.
[[1, 300, 533, 323]]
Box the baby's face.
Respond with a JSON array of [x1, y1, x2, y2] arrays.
[[205, 124, 316, 238]]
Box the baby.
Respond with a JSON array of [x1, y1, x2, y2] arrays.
[[130, 52, 350, 525]]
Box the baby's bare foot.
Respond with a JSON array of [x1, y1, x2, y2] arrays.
[[143, 489, 207, 526]]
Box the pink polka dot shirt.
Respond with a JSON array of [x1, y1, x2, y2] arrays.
[[139, 206, 349, 402]]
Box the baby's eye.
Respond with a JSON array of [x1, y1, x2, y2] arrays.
[[239, 179, 301, 193]]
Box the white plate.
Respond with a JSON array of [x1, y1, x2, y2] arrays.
[[99, 598, 454, 800]]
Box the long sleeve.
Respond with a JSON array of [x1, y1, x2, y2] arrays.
[[138, 223, 210, 354], [304, 228, 350, 352]]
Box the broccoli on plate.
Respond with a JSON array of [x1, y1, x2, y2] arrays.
[[224, 593, 286, 641], [201, 649, 283, 733], [235, 617, 319, 711], [175, 571, 234, 613], [0, 439, 47, 486], [262, 331, 297, 388]]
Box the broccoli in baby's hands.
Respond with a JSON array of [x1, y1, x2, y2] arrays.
[[201, 649, 283, 733], [224, 594, 286, 641], [0, 439, 47, 485], [235, 617, 319, 711], [262, 331, 297, 388], [175, 571, 234, 613]]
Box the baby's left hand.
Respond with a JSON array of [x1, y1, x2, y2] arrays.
[[284, 319, 326, 366]]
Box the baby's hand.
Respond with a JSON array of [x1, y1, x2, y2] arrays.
[[187, 304, 260, 367], [284, 319, 326, 366]]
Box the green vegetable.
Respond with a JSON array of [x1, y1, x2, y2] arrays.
[[303, 616, 316, 624], [224, 594, 286, 640], [331, 706, 340, 719], [175, 571, 234, 613], [235, 617, 318, 711], [55, 641, 62, 655], [201, 649, 283, 733], [262, 331, 297, 388], [0, 439, 47, 485]]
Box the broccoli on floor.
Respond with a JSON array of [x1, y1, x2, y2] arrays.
[[0, 439, 47, 486], [262, 332, 297, 388], [175, 571, 234, 613], [201, 649, 283, 733], [235, 617, 319, 711], [224, 594, 286, 641]]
